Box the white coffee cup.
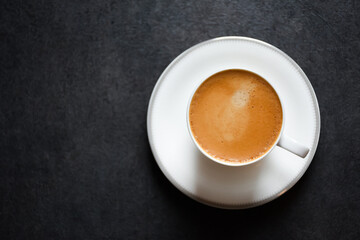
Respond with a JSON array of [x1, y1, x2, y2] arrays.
[[186, 68, 309, 167]]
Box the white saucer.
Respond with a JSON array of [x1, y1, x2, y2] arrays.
[[147, 37, 320, 209]]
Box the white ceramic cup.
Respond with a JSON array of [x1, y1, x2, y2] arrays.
[[186, 68, 309, 167]]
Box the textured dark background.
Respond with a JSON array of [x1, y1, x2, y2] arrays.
[[1, 0, 359, 239]]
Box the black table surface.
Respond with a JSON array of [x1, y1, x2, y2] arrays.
[[1, 1, 359, 239]]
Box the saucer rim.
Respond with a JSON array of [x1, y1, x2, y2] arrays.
[[147, 36, 321, 209]]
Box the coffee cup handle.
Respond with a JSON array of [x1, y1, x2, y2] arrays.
[[277, 135, 309, 158]]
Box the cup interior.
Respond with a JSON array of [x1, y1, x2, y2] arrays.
[[186, 68, 285, 167]]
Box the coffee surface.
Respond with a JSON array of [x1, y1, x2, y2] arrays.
[[189, 69, 283, 163]]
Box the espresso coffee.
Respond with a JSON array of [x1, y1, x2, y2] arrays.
[[189, 69, 283, 163]]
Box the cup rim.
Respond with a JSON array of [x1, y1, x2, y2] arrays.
[[186, 68, 285, 167]]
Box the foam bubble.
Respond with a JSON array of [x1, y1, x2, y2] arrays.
[[224, 133, 234, 141]]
